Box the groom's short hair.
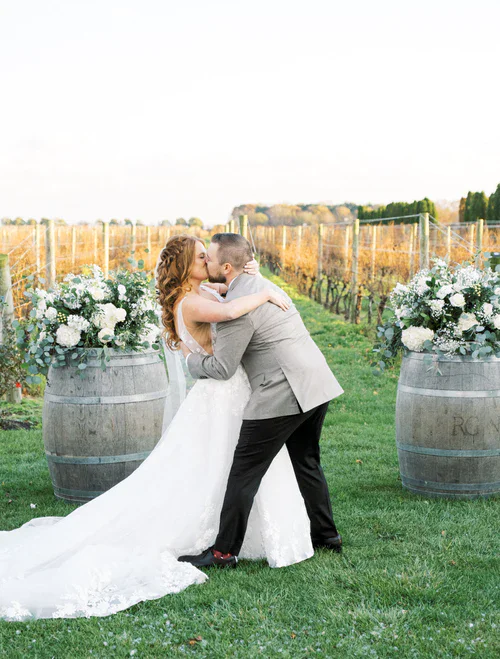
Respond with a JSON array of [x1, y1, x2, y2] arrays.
[[211, 233, 253, 270]]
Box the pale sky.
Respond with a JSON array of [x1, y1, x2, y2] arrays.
[[0, 0, 499, 226]]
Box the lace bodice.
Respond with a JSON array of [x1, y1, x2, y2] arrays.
[[176, 285, 224, 356]]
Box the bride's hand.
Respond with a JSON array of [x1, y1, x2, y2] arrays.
[[243, 256, 260, 276], [267, 290, 291, 312]]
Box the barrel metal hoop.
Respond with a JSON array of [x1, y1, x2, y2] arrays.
[[400, 474, 500, 492], [46, 450, 152, 465], [396, 442, 500, 457], [398, 383, 500, 398], [54, 486, 104, 499], [44, 391, 167, 405], [404, 352, 500, 363]]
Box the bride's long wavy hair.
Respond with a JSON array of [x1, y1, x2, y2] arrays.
[[155, 234, 205, 350]]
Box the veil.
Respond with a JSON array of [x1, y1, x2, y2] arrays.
[[154, 248, 187, 434]]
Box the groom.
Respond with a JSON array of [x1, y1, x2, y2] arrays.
[[179, 233, 344, 568]]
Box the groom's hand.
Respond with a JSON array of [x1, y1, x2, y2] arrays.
[[179, 341, 190, 358]]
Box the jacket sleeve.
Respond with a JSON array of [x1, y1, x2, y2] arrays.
[[186, 313, 255, 380]]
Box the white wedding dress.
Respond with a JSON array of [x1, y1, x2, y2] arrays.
[[0, 288, 313, 622]]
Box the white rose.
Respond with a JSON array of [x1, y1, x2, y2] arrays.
[[401, 326, 435, 352], [436, 285, 455, 299], [55, 325, 81, 348], [98, 327, 114, 343], [429, 299, 445, 315], [482, 303, 493, 317], [88, 286, 106, 301], [493, 315, 500, 330], [494, 287, 500, 296], [114, 336, 126, 347], [44, 307, 58, 321], [449, 293, 466, 308]]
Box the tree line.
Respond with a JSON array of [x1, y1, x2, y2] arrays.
[[357, 198, 437, 223], [230, 203, 358, 227], [459, 184, 500, 223]]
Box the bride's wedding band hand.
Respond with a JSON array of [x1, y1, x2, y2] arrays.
[[243, 256, 259, 276], [268, 291, 290, 312]]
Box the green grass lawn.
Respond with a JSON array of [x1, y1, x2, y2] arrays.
[[0, 272, 499, 658]]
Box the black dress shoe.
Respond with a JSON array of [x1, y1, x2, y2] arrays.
[[312, 534, 342, 553], [178, 547, 237, 568]]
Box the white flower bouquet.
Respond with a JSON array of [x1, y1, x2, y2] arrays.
[[373, 258, 500, 372], [14, 264, 163, 384]]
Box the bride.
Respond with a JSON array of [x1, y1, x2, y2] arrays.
[[0, 234, 314, 622]]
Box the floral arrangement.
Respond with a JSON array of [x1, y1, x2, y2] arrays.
[[14, 263, 163, 384], [373, 258, 500, 372]]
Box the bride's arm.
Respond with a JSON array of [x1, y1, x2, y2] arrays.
[[201, 282, 228, 295], [183, 289, 289, 324]]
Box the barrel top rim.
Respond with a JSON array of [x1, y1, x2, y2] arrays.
[[77, 348, 161, 357]]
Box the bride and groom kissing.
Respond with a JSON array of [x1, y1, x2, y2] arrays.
[[0, 232, 344, 622]]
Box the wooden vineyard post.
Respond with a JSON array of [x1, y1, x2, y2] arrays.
[[370, 224, 377, 281], [350, 218, 360, 323], [475, 218, 484, 268], [34, 222, 41, 282], [281, 226, 287, 272], [71, 226, 77, 268], [446, 226, 452, 263], [240, 215, 248, 240], [344, 224, 351, 277], [296, 225, 302, 276], [146, 225, 152, 270], [93, 226, 98, 264], [102, 222, 110, 278], [468, 223, 475, 255], [419, 213, 430, 270], [45, 219, 56, 287], [0, 254, 22, 402], [316, 224, 324, 302], [228, 219, 236, 233], [131, 222, 137, 255]]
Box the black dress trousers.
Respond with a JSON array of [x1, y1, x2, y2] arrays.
[[214, 401, 338, 556]]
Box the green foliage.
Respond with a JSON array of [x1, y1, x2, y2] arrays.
[[487, 183, 500, 224], [16, 264, 163, 383], [357, 197, 437, 223], [372, 259, 500, 373], [0, 298, 27, 396], [463, 190, 488, 223], [188, 217, 203, 228], [175, 218, 188, 226]]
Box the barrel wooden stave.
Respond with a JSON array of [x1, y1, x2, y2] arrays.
[[396, 353, 500, 499], [43, 350, 168, 503]]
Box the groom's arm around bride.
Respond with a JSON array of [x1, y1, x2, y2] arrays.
[[181, 233, 345, 567]]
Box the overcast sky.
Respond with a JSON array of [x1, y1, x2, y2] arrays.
[[0, 0, 499, 226]]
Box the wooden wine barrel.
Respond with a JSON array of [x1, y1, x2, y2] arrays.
[[396, 352, 500, 499], [43, 349, 168, 503]]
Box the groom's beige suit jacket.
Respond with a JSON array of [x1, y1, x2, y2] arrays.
[[186, 273, 344, 420]]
